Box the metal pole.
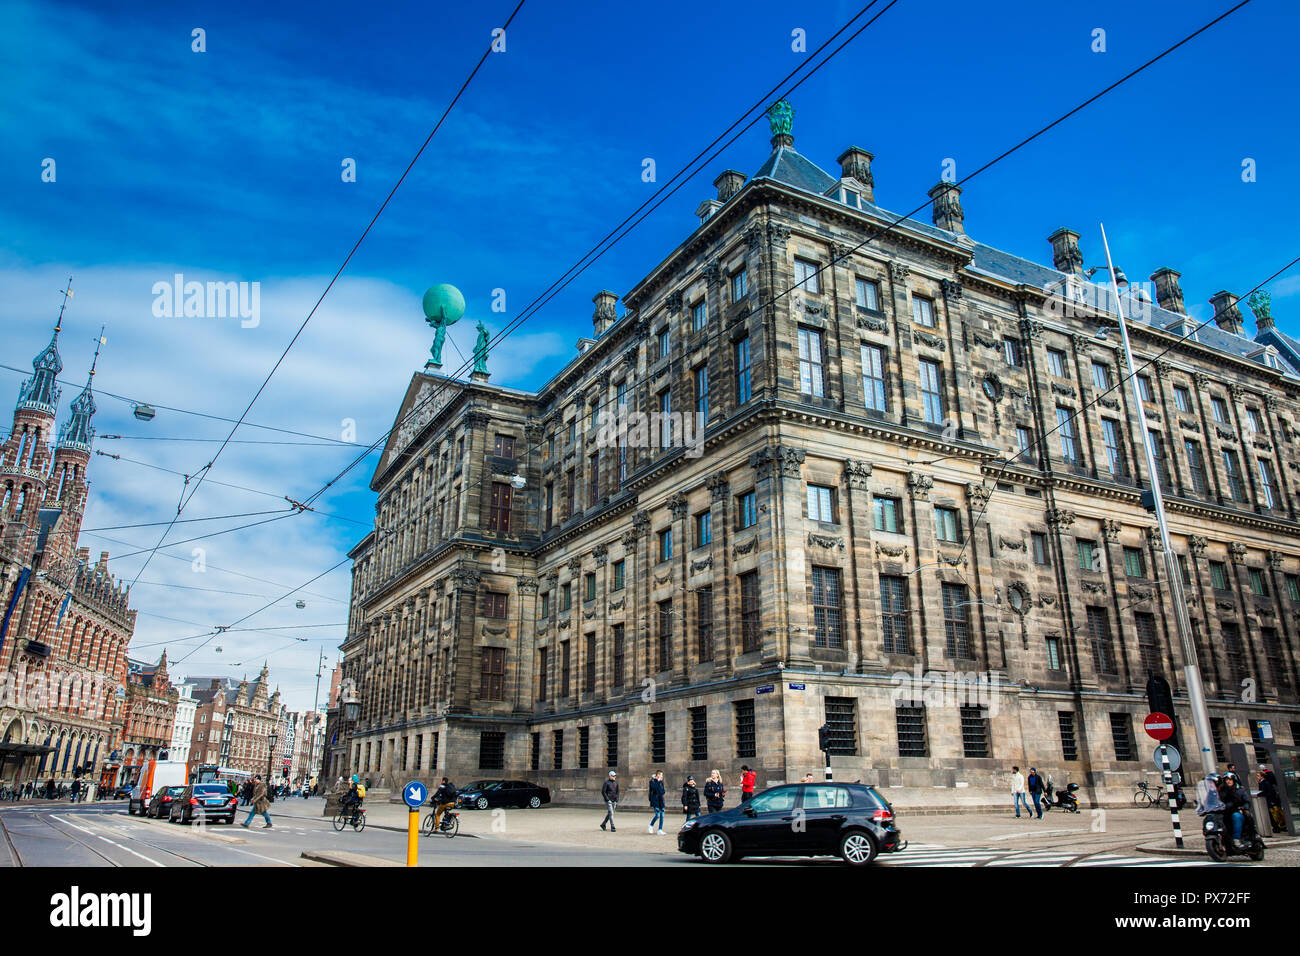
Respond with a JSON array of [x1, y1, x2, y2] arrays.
[[407, 809, 419, 866], [1160, 743, 1183, 848], [1099, 223, 1217, 779]]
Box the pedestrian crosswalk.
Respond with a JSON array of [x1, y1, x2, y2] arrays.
[[878, 843, 1228, 867]]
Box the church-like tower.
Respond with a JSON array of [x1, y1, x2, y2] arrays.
[[0, 316, 63, 549]]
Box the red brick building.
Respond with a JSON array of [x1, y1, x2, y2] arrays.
[[118, 652, 178, 787]]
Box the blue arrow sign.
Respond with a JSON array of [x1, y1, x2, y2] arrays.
[[403, 781, 427, 809]]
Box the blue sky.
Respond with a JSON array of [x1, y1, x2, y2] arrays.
[[2, 0, 1296, 708]]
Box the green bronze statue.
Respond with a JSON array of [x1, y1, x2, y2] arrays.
[[473, 320, 490, 375], [422, 283, 466, 368], [767, 98, 795, 137]]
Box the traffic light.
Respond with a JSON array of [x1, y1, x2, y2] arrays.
[[818, 724, 830, 753]]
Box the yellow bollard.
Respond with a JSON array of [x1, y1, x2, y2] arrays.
[[407, 809, 418, 867]]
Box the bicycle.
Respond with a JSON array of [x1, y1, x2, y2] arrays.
[[1133, 780, 1162, 808], [422, 806, 459, 838], [332, 805, 367, 832]]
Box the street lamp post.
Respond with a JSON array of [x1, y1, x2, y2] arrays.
[[1099, 223, 1217, 779], [266, 732, 277, 787]]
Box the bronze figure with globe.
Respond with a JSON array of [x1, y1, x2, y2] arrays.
[[422, 283, 466, 368]]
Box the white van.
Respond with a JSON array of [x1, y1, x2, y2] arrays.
[[128, 760, 190, 815]]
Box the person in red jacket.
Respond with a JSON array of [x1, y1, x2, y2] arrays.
[[739, 765, 756, 802]]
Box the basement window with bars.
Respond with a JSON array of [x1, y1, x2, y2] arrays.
[[552, 730, 564, 771], [479, 731, 505, 770], [1110, 713, 1136, 761], [530, 732, 540, 771], [824, 697, 858, 756], [578, 726, 590, 769], [895, 704, 928, 757], [1058, 712, 1078, 761], [650, 712, 666, 764], [959, 706, 990, 758], [734, 700, 756, 759], [690, 706, 708, 761], [606, 722, 619, 767], [1211, 718, 1228, 763]]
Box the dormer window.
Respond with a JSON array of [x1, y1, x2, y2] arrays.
[[842, 188, 860, 208]]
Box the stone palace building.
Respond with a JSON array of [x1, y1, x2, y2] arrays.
[[339, 107, 1300, 804]]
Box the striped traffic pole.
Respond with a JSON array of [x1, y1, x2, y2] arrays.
[[1160, 744, 1183, 849]]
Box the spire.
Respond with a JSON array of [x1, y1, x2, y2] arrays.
[[16, 279, 72, 416], [57, 326, 103, 453]]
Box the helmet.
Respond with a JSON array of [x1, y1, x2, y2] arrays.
[[351, 774, 359, 783]]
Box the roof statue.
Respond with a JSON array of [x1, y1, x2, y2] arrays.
[[767, 98, 795, 137], [1248, 290, 1271, 323], [422, 283, 465, 369], [472, 320, 490, 377]]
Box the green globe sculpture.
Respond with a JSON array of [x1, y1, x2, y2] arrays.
[[422, 283, 465, 368]]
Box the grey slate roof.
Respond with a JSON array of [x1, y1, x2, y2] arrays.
[[750, 142, 1298, 381]]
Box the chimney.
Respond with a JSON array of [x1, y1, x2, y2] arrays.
[[836, 147, 875, 202], [713, 170, 746, 202], [592, 290, 618, 337], [1047, 228, 1084, 276], [1150, 268, 1185, 315], [1208, 290, 1244, 336], [928, 182, 964, 235]]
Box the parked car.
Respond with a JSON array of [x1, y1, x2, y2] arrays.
[[677, 782, 905, 866], [456, 779, 550, 810], [112, 784, 134, 799], [168, 783, 238, 824], [146, 785, 187, 818]]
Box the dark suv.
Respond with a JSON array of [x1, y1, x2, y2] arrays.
[[677, 782, 904, 866], [168, 784, 238, 824]]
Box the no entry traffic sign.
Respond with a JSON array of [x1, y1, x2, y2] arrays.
[[1144, 712, 1175, 741]]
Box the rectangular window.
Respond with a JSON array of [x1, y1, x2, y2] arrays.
[[690, 706, 708, 761], [658, 390, 672, 449], [482, 591, 508, 620], [560, 582, 572, 611], [1247, 408, 1265, 434], [960, 706, 990, 758], [1257, 459, 1276, 509], [1046, 635, 1063, 671], [480, 647, 505, 700], [810, 566, 843, 649], [578, 726, 589, 769], [1177, 553, 1192, 586], [1135, 612, 1161, 676], [1286, 574, 1300, 602], [912, 296, 935, 328], [1211, 397, 1229, 423], [1148, 430, 1170, 491], [1057, 407, 1079, 464], [740, 571, 761, 653], [656, 600, 673, 671], [942, 583, 971, 658], [1222, 450, 1245, 502], [1016, 425, 1034, 458], [584, 571, 596, 602], [934, 506, 960, 543], [797, 326, 826, 397], [1047, 348, 1067, 377], [1103, 419, 1127, 477], [879, 574, 911, 655], [606, 722, 619, 767], [1263, 627, 1290, 693], [1249, 568, 1268, 596], [896, 705, 928, 757], [612, 623, 625, 688], [1109, 713, 1136, 761], [734, 700, 756, 759], [658, 528, 673, 562], [1210, 718, 1228, 763], [861, 344, 887, 412], [552, 730, 564, 771], [1092, 361, 1113, 390], [488, 482, 512, 532], [695, 364, 710, 419], [566, 468, 576, 517], [657, 327, 670, 360], [530, 732, 540, 771], [735, 336, 752, 404], [612, 559, 625, 592], [1058, 712, 1078, 761], [1209, 561, 1229, 591], [919, 359, 944, 425], [691, 299, 708, 332], [873, 495, 901, 533], [1185, 440, 1208, 494], [650, 712, 666, 764], [1031, 532, 1050, 566], [695, 510, 712, 547], [583, 633, 596, 693], [1222, 622, 1247, 685], [807, 484, 835, 523], [1174, 385, 1192, 413], [478, 731, 505, 770], [697, 586, 714, 662], [493, 434, 516, 458], [560, 641, 571, 698], [544, 482, 554, 529], [731, 269, 748, 301], [738, 491, 758, 529], [588, 453, 599, 506], [1087, 606, 1117, 676], [540, 592, 550, 618], [794, 258, 820, 294], [854, 277, 880, 310], [824, 698, 858, 756], [1077, 539, 1098, 571], [1003, 337, 1022, 367], [1123, 547, 1146, 579], [1138, 375, 1155, 402], [567, 421, 576, 445]]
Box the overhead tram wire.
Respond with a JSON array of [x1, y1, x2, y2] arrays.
[[124, 0, 528, 591], [212, 0, 1253, 644]]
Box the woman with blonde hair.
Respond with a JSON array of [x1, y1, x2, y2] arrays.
[[703, 768, 726, 814]]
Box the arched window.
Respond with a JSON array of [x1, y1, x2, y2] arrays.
[[38, 732, 52, 773]]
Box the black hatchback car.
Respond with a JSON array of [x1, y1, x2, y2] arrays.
[[677, 782, 904, 866], [456, 780, 550, 810], [146, 785, 187, 818], [168, 784, 238, 824]]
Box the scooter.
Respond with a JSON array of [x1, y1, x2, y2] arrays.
[[1200, 803, 1266, 862], [1040, 781, 1080, 814]]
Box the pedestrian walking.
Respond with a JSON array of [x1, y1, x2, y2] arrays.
[[599, 771, 619, 832], [704, 769, 726, 814], [739, 765, 756, 803], [648, 771, 666, 835], [682, 775, 701, 821], [239, 780, 253, 806], [1011, 766, 1031, 819], [1026, 766, 1044, 819], [70, 779, 80, 803], [239, 775, 274, 829], [801, 772, 815, 783], [1258, 764, 1284, 834]]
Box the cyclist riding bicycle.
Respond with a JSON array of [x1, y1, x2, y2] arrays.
[[340, 774, 365, 824], [431, 777, 457, 831]]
